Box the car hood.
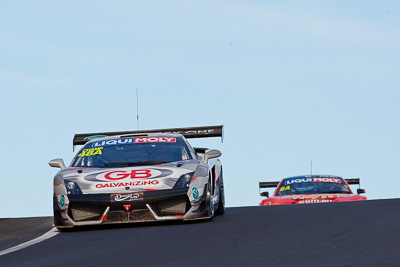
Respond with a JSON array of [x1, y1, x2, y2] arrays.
[[61, 160, 199, 194]]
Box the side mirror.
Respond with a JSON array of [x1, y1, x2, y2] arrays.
[[357, 188, 366, 194], [260, 191, 269, 198], [204, 149, 222, 162], [49, 158, 67, 169]]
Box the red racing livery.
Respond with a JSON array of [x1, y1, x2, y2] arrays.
[[259, 175, 366, 206]]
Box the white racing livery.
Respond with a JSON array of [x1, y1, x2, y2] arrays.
[[50, 126, 225, 229]]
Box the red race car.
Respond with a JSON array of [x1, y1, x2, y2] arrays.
[[259, 175, 366, 206]]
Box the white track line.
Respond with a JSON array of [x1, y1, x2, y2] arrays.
[[0, 228, 59, 256]]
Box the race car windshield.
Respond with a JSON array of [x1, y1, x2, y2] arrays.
[[71, 137, 192, 168], [276, 178, 352, 196]]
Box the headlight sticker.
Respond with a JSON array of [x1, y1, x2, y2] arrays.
[[192, 187, 199, 200], [60, 195, 65, 207], [57, 194, 68, 208]]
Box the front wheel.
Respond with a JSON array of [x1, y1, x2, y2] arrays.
[[215, 173, 225, 215], [205, 182, 214, 219]]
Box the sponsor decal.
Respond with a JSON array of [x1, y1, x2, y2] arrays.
[[92, 138, 134, 147], [85, 168, 168, 183], [298, 200, 333, 204], [95, 180, 159, 188], [192, 187, 199, 200], [105, 170, 151, 180], [78, 147, 103, 157], [111, 192, 144, 202], [285, 178, 341, 185], [59, 195, 65, 208], [84, 135, 107, 141], [92, 137, 176, 147], [285, 178, 312, 185], [291, 194, 351, 200], [279, 185, 290, 192], [313, 178, 341, 183], [134, 137, 176, 143], [156, 129, 215, 135]]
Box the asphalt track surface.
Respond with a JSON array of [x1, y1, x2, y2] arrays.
[[1, 198, 400, 267]]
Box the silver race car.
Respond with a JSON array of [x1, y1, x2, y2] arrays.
[[49, 125, 225, 229]]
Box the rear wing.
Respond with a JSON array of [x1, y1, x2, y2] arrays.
[[259, 181, 280, 197], [345, 178, 362, 189], [73, 125, 224, 146], [259, 181, 280, 188], [345, 178, 360, 185]]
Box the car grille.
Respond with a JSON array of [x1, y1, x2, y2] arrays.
[[150, 195, 190, 216], [69, 203, 105, 222], [103, 209, 155, 223], [67, 193, 191, 223]]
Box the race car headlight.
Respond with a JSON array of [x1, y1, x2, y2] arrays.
[[64, 180, 83, 195], [173, 172, 194, 189], [67, 182, 75, 190]]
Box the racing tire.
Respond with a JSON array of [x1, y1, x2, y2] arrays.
[[215, 176, 225, 215], [205, 182, 214, 219]]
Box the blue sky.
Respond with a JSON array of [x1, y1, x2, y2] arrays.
[[1, 1, 399, 218]]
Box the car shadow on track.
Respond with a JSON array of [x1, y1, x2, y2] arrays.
[[57, 217, 214, 232]]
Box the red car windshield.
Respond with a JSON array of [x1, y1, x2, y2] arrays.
[[276, 177, 351, 196]]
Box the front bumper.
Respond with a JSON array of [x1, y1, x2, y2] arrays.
[[54, 188, 208, 228]]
